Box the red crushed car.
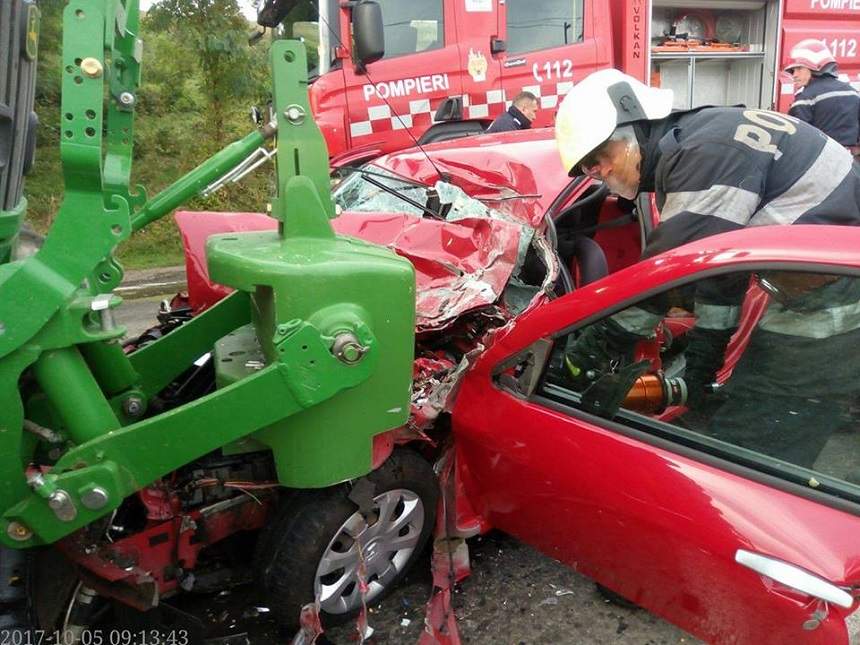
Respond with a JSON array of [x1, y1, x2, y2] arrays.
[[177, 127, 860, 644]]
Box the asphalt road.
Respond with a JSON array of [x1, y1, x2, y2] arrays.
[[116, 294, 168, 338], [120, 295, 697, 645], [171, 531, 697, 645]]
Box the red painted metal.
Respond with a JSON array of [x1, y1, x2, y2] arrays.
[[176, 210, 522, 332], [174, 124, 860, 641], [177, 129, 570, 324], [617, 0, 650, 82], [329, 146, 383, 170], [61, 493, 273, 603], [138, 482, 179, 521], [452, 225, 860, 645], [175, 210, 269, 312], [420, 449, 470, 645], [371, 431, 395, 470], [375, 129, 570, 228], [304, 0, 852, 159], [777, 1, 860, 113], [335, 212, 523, 331]]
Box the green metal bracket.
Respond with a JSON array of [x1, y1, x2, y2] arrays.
[[205, 42, 416, 488], [130, 128, 272, 233], [103, 0, 146, 212], [0, 0, 133, 359], [269, 42, 334, 225]]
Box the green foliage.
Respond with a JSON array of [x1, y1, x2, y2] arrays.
[[25, 0, 275, 269], [146, 0, 269, 150]]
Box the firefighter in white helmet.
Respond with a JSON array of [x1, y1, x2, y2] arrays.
[[785, 39, 860, 150], [555, 68, 860, 468], [555, 68, 860, 255]]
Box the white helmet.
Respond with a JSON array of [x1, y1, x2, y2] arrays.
[[555, 69, 674, 176]]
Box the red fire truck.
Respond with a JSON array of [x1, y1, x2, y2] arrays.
[[275, 0, 860, 161]]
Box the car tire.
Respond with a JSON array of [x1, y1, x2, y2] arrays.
[[256, 447, 438, 631]]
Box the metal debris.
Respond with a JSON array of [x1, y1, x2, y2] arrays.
[[291, 603, 323, 645]]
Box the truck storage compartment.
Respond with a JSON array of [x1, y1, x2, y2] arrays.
[[649, 0, 780, 110]]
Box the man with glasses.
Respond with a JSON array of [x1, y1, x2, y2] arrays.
[[555, 69, 860, 469]]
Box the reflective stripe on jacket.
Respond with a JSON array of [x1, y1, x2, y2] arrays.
[[643, 106, 860, 259], [789, 75, 860, 146]]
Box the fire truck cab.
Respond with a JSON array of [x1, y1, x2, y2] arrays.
[[275, 0, 860, 160]]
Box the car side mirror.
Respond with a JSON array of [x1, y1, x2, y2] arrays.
[[352, 1, 384, 71]]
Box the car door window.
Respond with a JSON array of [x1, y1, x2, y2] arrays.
[[537, 269, 860, 493], [506, 0, 584, 54], [376, 0, 444, 58]]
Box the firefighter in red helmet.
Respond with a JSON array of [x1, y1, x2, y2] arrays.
[[785, 39, 860, 150]]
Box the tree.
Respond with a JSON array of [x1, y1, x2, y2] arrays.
[[146, 0, 262, 150]]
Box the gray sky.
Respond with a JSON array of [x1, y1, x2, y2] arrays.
[[139, 0, 259, 20]]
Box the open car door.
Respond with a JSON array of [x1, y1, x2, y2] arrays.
[[453, 226, 860, 644]]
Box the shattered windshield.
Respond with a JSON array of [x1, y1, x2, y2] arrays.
[[334, 167, 534, 235], [333, 167, 431, 217], [334, 166, 535, 262], [333, 165, 542, 316]]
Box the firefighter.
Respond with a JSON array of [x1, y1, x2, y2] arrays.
[[554, 68, 860, 470], [785, 39, 860, 152], [485, 91, 539, 133]]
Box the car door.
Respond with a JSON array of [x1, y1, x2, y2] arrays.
[[453, 226, 860, 644]]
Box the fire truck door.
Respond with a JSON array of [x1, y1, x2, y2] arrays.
[[777, 0, 860, 114], [340, 0, 464, 156], [497, 0, 599, 129], [447, 0, 502, 129]]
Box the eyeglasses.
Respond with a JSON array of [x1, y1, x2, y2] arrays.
[[579, 153, 604, 180], [580, 165, 603, 180], [754, 271, 839, 309]]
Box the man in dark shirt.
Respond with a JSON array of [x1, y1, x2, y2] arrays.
[[485, 91, 538, 133], [785, 39, 860, 149]]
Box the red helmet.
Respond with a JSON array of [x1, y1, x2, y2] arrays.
[[784, 39, 837, 74]]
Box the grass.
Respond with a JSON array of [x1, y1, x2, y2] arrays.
[[116, 218, 187, 269], [24, 129, 271, 271]]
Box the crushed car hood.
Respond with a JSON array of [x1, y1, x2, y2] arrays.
[[175, 210, 523, 332]]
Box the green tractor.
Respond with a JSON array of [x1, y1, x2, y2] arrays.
[[0, 0, 438, 639]]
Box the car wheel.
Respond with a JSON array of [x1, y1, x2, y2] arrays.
[[257, 447, 438, 630], [0, 547, 82, 639]]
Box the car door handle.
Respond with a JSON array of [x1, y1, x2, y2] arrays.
[[735, 549, 854, 608]]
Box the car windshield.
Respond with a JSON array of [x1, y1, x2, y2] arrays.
[[332, 165, 545, 315], [333, 166, 534, 227], [333, 167, 434, 217]]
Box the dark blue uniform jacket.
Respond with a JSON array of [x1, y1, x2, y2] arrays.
[[788, 75, 860, 146], [485, 105, 532, 133]]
